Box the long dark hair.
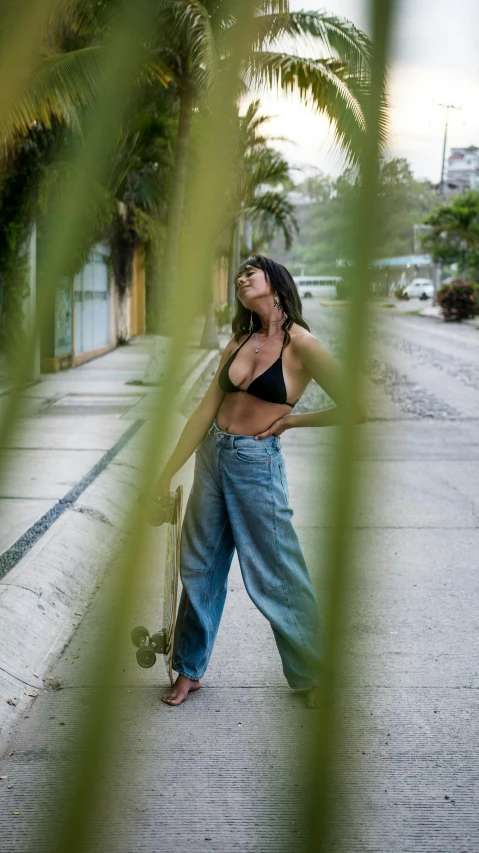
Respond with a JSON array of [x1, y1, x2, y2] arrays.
[[232, 255, 310, 345]]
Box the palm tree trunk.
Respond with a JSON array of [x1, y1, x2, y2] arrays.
[[158, 85, 194, 334], [227, 222, 237, 306], [235, 216, 242, 271], [115, 287, 130, 343]]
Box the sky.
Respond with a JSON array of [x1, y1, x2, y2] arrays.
[[249, 0, 479, 184]]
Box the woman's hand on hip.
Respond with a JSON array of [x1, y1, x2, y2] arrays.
[[254, 415, 293, 440]]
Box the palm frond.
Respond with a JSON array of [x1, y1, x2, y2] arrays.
[[0, 46, 105, 146], [238, 98, 291, 150], [251, 11, 372, 71], [245, 190, 298, 249], [137, 55, 175, 89], [346, 67, 389, 156], [43, 0, 117, 50], [244, 149, 292, 189], [157, 0, 218, 91], [245, 51, 367, 163], [257, 1, 290, 14]]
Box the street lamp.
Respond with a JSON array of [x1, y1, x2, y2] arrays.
[[435, 102, 461, 198]]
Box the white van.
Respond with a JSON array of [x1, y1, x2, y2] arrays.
[[294, 276, 342, 298]]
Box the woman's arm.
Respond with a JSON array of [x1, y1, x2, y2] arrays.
[[290, 333, 367, 426], [254, 333, 367, 439], [152, 340, 235, 496]]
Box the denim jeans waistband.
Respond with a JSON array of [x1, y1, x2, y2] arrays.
[[208, 417, 280, 450]]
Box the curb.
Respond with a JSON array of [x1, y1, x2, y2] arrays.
[[0, 507, 121, 750], [419, 308, 479, 327], [177, 349, 219, 409], [0, 349, 213, 752]]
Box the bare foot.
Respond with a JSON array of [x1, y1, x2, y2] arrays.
[[161, 674, 201, 706]]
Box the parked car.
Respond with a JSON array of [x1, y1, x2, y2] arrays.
[[403, 278, 434, 300]]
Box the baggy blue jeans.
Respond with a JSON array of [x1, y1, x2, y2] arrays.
[[172, 418, 325, 689]]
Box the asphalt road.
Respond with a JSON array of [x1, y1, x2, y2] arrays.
[[182, 300, 479, 851], [1, 304, 478, 852]]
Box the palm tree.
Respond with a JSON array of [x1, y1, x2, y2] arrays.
[[1, 3, 374, 157], [154, 0, 380, 330], [232, 101, 297, 245], [0, 3, 176, 345], [0, 0, 381, 333], [423, 191, 479, 282], [222, 99, 298, 302]]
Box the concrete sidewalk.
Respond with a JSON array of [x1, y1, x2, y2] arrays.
[[0, 334, 218, 743], [420, 303, 479, 326], [0, 334, 218, 555]]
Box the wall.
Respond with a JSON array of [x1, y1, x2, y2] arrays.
[[130, 245, 146, 337], [213, 256, 228, 303]]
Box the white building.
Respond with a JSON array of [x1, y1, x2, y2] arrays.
[[446, 146, 479, 193]]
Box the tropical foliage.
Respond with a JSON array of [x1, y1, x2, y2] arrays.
[[0, 123, 60, 357], [230, 101, 297, 248], [422, 191, 479, 282], [437, 280, 479, 321], [268, 158, 437, 275], [151, 1, 380, 326], [0, 0, 380, 344]]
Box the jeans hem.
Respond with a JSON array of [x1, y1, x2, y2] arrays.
[[172, 663, 204, 680]]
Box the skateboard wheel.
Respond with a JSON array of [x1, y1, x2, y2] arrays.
[[151, 631, 167, 654], [131, 625, 150, 647], [136, 647, 156, 668], [148, 491, 178, 526]]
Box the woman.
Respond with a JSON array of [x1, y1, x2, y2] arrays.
[[155, 255, 367, 709]]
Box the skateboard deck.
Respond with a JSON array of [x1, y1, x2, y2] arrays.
[[131, 485, 183, 686], [163, 485, 183, 684]]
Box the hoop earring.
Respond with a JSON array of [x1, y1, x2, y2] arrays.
[[273, 290, 283, 311], [248, 311, 254, 332]]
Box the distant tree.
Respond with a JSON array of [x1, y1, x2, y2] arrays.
[[269, 157, 437, 275], [422, 191, 479, 282], [375, 158, 438, 257]]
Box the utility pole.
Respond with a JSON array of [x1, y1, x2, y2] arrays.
[[433, 102, 461, 305], [436, 102, 461, 197]]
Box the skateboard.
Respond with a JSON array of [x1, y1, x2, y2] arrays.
[[131, 485, 183, 686]]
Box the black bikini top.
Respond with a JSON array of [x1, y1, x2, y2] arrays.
[[218, 331, 296, 407]]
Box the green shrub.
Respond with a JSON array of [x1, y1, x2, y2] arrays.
[[437, 280, 479, 321]]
